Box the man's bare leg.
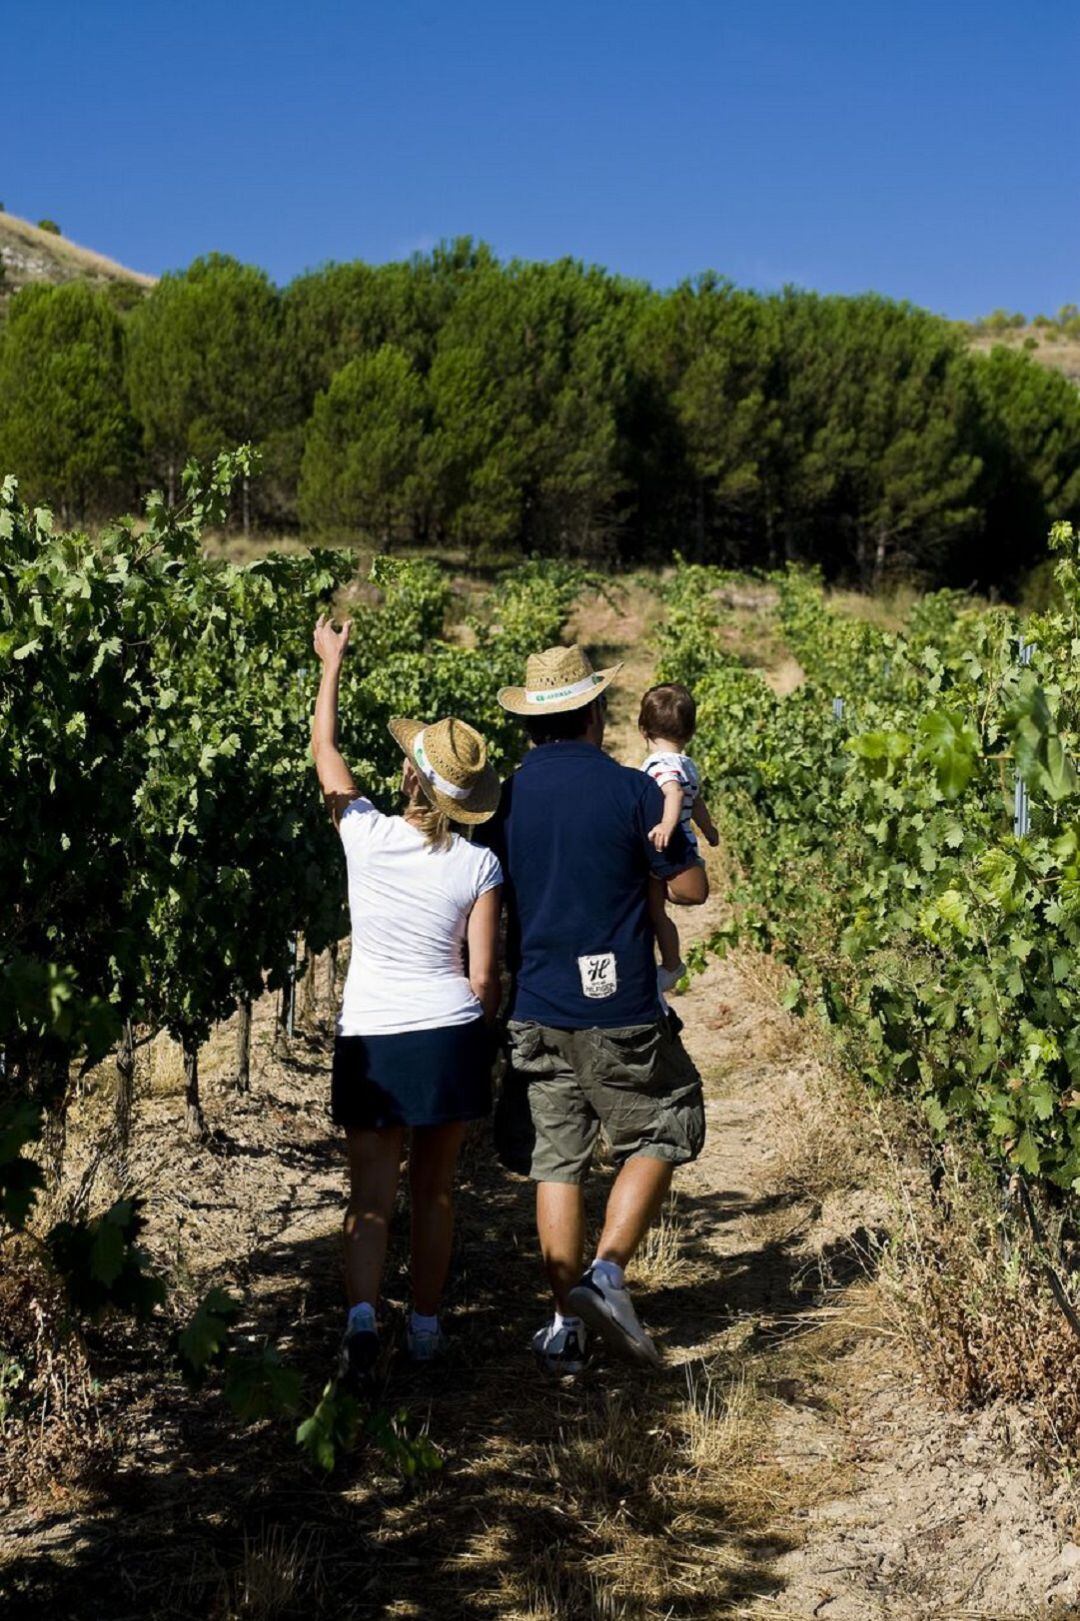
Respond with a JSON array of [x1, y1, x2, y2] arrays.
[[536, 1180, 585, 1312], [595, 1154, 674, 1268], [566, 1156, 675, 1366]]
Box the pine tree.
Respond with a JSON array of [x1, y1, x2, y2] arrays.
[[427, 259, 631, 554], [0, 282, 135, 522], [298, 346, 427, 545], [126, 255, 283, 527]]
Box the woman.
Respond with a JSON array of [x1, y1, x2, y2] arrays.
[[311, 614, 502, 1387]]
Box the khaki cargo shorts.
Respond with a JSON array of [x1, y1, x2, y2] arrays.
[[496, 1014, 706, 1184]]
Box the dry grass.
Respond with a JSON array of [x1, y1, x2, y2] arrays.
[[0, 210, 154, 287], [968, 326, 1080, 383], [215, 1524, 327, 1620], [777, 1040, 1080, 1470], [827, 582, 920, 632], [767, 1059, 872, 1212], [628, 1194, 690, 1290], [513, 1358, 789, 1618], [876, 1127, 1080, 1448], [0, 1233, 109, 1502], [681, 1358, 759, 1477]]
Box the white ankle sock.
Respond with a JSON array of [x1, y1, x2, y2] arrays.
[[410, 1310, 439, 1336], [553, 1311, 582, 1331], [591, 1257, 625, 1290], [347, 1301, 376, 1335]]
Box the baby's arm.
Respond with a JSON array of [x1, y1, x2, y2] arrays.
[[649, 781, 685, 851], [692, 794, 720, 848]]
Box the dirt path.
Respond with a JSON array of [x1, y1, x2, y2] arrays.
[[6, 584, 1080, 1618], [672, 948, 1080, 1620], [576, 581, 1080, 1618]]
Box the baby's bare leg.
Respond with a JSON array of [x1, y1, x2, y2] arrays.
[[648, 876, 682, 973]]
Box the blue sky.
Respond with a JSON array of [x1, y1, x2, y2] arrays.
[[7, 1, 1077, 318]]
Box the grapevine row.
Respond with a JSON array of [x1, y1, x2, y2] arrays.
[[659, 542, 1080, 1191], [1, 455, 588, 1466]]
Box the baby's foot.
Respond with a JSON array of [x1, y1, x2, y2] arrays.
[[657, 961, 687, 993]]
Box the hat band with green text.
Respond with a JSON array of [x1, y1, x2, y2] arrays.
[[523, 673, 603, 707], [412, 730, 472, 800]]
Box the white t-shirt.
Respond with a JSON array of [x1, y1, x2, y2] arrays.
[[336, 797, 503, 1036], [641, 749, 700, 852]]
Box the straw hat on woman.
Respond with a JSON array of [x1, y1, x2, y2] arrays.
[[311, 614, 503, 1388]]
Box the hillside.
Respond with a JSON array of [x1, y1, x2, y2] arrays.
[[0, 210, 154, 306], [968, 323, 1080, 383]]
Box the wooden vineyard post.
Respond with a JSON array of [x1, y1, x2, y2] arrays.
[[301, 947, 317, 1027], [279, 936, 299, 1041], [40, 1098, 67, 1193], [39, 1043, 73, 1194], [288, 936, 298, 1038], [1013, 637, 1032, 838], [184, 1039, 205, 1139], [236, 997, 252, 1093], [327, 939, 339, 1012], [115, 1019, 136, 1168]]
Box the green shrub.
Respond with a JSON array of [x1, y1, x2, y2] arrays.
[[37, 219, 61, 235]]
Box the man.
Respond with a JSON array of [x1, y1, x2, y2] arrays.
[[479, 643, 708, 1372]]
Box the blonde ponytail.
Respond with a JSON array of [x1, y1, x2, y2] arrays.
[[407, 793, 453, 851]]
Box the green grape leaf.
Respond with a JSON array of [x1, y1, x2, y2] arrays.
[[175, 1288, 242, 1383], [297, 1380, 361, 1472], [916, 710, 979, 800], [223, 1346, 302, 1422]]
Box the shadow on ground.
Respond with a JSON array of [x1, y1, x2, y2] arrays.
[[1, 1025, 871, 1621]]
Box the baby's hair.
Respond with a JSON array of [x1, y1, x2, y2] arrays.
[[639, 683, 696, 746]]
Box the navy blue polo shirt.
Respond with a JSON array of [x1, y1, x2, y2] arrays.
[[477, 742, 695, 1029]]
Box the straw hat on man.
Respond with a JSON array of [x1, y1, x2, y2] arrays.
[[498, 644, 623, 717]]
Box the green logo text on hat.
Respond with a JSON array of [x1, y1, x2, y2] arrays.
[[497, 644, 623, 717]]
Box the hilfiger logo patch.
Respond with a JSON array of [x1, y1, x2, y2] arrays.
[[578, 952, 617, 999]]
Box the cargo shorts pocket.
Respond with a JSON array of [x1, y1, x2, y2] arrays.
[[505, 1019, 549, 1072], [584, 1023, 665, 1093], [496, 1022, 547, 1175], [589, 1019, 705, 1168]]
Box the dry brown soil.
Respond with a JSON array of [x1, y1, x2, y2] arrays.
[[3, 584, 1080, 1618]]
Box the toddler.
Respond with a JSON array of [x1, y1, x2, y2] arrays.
[[639, 682, 719, 992]]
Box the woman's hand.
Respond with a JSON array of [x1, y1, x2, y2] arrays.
[[314, 614, 351, 667], [311, 615, 359, 815]]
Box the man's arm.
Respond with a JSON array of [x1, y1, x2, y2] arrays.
[[640, 777, 709, 906], [311, 615, 359, 825]]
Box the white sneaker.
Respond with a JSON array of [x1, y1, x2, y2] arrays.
[[657, 961, 687, 994], [567, 1266, 661, 1367], [532, 1317, 588, 1375], [407, 1324, 446, 1363]]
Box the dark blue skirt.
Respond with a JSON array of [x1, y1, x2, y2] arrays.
[[331, 1017, 494, 1130]]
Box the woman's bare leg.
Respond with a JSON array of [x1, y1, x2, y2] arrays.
[[344, 1126, 405, 1308], [408, 1121, 469, 1316]]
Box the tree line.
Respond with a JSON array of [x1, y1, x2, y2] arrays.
[[1, 240, 1078, 589]]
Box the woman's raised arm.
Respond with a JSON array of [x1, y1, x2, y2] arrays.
[[311, 615, 360, 823]]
